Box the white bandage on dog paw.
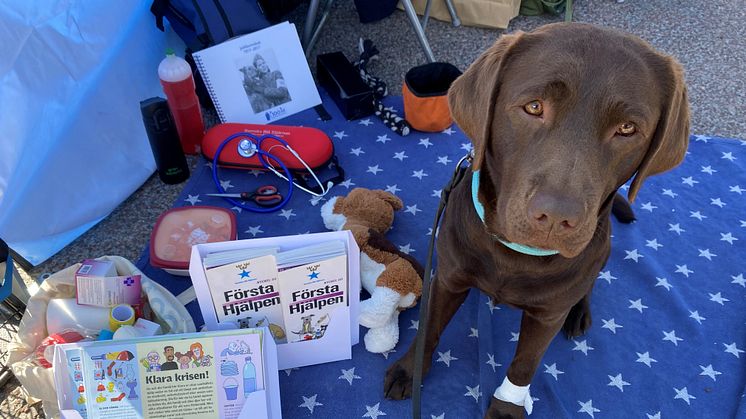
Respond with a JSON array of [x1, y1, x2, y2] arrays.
[[493, 376, 534, 415]]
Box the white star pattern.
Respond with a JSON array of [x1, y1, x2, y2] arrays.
[[675, 264, 693, 277], [219, 180, 233, 190], [431, 414, 445, 419], [376, 134, 391, 144], [469, 328, 479, 338], [464, 385, 482, 403], [339, 179, 355, 188], [409, 320, 419, 330], [442, 127, 455, 135], [723, 342, 744, 358], [299, 394, 323, 413], [363, 403, 386, 419], [699, 364, 722, 381], [350, 147, 365, 156], [721, 151, 736, 161], [578, 400, 600, 418], [720, 232, 738, 244], [393, 151, 407, 161], [662, 188, 678, 197], [278, 209, 296, 220], [437, 155, 452, 165], [655, 277, 673, 290], [669, 223, 685, 234], [645, 239, 663, 250], [701, 165, 716, 174], [367, 165, 383, 175], [436, 350, 459, 367], [431, 189, 442, 198], [486, 354, 501, 372], [510, 332, 520, 342], [730, 185, 744, 194], [624, 249, 644, 262], [648, 412, 662, 419], [636, 352, 657, 367], [412, 170, 428, 180], [681, 176, 699, 186], [398, 244, 414, 254], [338, 368, 361, 385], [185, 194, 201, 205], [711, 197, 726, 207], [572, 340, 595, 355], [673, 387, 696, 405], [698, 248, 716, 260], [629, 299, 649, 313], [544, 363, 565, 380], [245, 225, 263, 237], [460, 142, 473, 152], [385, 184, 401, 195], [358, 118, 373, 126], [640, 202, 657, 212], [689, 311, 706, 324], [709, 292, 729, 305], [607, 374, 631, 392], [419, 138, 433, 148], [405, 204, 422, 215], [731, 273, 746, 287], [333, 131, 348, 139], [662, 330, 683, 346], [690, 211, 707, 220], [598, 270, 617, 284], [602, 318, 623, 334]]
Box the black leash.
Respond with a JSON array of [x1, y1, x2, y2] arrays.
[[412, 152, 472, 418]]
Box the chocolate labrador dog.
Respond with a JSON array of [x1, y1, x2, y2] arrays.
[[384, 23, 689, 418]]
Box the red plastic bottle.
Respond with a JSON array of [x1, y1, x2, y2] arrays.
[[158, 50, 204, 154]]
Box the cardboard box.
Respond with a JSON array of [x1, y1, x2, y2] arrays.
[[54, 327, 281, 419], [189, 231, 360, 370]]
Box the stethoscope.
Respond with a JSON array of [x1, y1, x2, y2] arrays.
[[211, 132, 332, 212]]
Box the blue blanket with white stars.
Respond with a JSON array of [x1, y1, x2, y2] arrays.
[[137, 93, 746, 419]]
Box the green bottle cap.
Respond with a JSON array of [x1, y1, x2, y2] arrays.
[[165, 48, 175, 56]]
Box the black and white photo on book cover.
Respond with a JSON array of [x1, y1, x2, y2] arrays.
[[193, 22, 321, 124]]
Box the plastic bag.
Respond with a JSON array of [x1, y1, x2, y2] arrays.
[[7, 256, 196, 417]]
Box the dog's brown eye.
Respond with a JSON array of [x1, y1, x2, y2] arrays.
[[523, 100, 543, 116], [616, 122, 637, 136]]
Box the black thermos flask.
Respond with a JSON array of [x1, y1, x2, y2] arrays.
[[140, 97, 190, 184]]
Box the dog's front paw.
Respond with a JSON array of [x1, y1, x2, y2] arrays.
[[563, 297, 592, 338], [384, 358, 414, 400], [485, 397, 525, 419]]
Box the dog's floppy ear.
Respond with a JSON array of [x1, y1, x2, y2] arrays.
[[627, 56, 690, 202], [447, 32, 524, 170], [373, 190, 403, 211]]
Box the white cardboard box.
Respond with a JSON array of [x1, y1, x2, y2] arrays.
[[189, 231, 361, 370], [54, 327, 282, 419]]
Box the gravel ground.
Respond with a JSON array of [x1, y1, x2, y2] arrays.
[[3, 1, 744, 416]]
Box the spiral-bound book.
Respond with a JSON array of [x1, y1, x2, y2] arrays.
[[193, 22, 321, 124]]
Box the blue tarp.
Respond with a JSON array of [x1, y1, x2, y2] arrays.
[[0, 1, 182, 265]]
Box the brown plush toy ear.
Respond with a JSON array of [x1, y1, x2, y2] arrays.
[[372, 190, 403, 211], [628, 55, 690, 202], [447, 32, 524, 171]]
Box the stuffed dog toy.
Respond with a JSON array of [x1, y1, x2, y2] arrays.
[[321, 188, 423, 353], [383, 23, 689, 418]]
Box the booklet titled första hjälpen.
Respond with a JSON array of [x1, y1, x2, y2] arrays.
[[203, 248, 287, 343], [276, 241, 348, 343]]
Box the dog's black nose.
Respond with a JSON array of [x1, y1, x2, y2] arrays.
[[528, 192, 583, 233]]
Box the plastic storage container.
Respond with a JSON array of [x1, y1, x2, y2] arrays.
[[158, 51, 205, 154], [150, 206, 237, 275]]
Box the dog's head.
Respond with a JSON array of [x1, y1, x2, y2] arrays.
[[449, 23, 689, 258]]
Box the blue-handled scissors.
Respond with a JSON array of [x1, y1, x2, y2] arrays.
[[207, 185, 283, 207]]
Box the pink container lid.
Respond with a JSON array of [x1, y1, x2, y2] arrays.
[[150, 206, 237, 270]]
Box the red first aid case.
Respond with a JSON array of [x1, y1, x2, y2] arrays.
[[202, 123, 334, 170]]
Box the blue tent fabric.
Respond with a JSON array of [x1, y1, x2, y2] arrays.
[[137, 93, 746, 418]]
